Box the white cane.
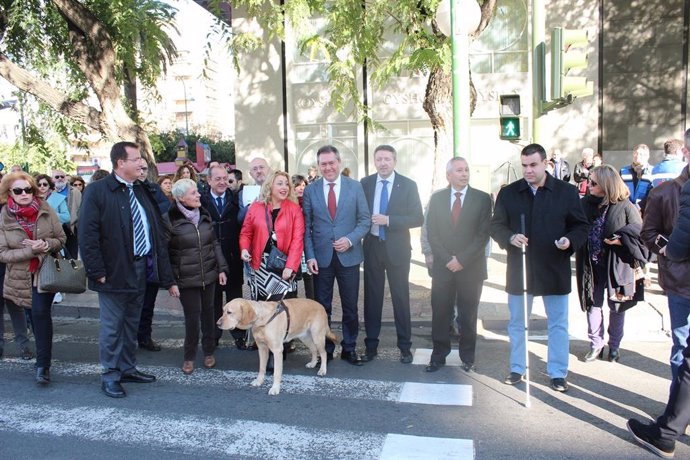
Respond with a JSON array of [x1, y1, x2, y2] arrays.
[[521, 214, 531, 408]]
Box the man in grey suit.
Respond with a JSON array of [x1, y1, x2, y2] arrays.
[[360, 145, 423, 364], [303, 145, 371, 365]]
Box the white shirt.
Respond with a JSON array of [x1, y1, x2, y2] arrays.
[[322, 174, 342, 206], [371, 172, 395, 237], [449, 185, 468, 211], [114, 173, 152, 256]]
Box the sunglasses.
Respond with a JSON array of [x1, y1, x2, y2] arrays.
[[12, 187, 33, 195], [54, 175, 65, 179], [38, 182, 50, 187]]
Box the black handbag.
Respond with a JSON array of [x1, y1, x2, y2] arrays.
[[264, 207, 287, 273], [37, 247, 86, 294]]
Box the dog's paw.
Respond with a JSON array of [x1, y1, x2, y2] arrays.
[[251, 377, 264, 387], [305, 361, 317, 369], [268, 385, 281, 395], [317, 367, 327, 376]]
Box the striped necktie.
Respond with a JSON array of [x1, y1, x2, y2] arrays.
[[379, 179, 389, 241], [128, 185, 147, 256]]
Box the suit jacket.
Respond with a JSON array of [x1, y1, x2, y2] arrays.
[[361, 172, 423, 265], [426, 186, 492, 280], [303, 175, 371, 268], [200, 189, 243, 285]]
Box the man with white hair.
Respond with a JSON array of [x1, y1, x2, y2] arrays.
[[238, 157, 271, 223], [52, 168, 82, 258]]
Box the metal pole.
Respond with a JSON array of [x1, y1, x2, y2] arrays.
[[451, 0, 472, 159], [532, 0, 545, 143], [521, 214, 531, 408]]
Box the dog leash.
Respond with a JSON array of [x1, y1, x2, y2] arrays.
[[265, 300, 291, 341]]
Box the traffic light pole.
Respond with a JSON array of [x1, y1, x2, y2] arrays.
[[531, 0, 545, 144]]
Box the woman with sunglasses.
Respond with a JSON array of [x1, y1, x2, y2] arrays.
[[575, 165, 648, 363], [35, 174, 70, 226], [70, 176, 86, 193], [0, 172, 66, 384]]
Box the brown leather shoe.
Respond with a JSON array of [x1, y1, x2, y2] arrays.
[[182, 361, 194, 375], [203, 355, 216, 369]]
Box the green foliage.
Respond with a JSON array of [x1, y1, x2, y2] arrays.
[[0, 133, 74, 175], [150, 130, 235, 165]]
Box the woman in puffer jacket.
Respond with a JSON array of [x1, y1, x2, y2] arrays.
[[161, 179, 228, 376]]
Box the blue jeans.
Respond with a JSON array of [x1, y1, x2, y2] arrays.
[[508, 294, 569, 379], [668, 292, 690, 383]]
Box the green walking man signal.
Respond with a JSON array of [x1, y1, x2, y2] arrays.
[[499, 94, 521, 140]]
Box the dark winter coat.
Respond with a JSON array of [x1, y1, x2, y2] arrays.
[[491, 173, 589, 296], [200, 190, 243, 287], [641, 166, 690, 298], [667, 178, 690, 263], [576, 196, 647, 312], [162, 205, 228, 290], [79, 173, 174, 292]]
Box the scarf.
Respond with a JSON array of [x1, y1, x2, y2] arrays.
[[175, 200, 200, 226], [6, 196, 41, 272]]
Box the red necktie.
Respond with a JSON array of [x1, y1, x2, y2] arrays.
[[328, 183, 336, 219], [452, 191, 462, 226]]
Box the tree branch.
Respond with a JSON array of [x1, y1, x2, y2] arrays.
[[0, 53, 103, 133]]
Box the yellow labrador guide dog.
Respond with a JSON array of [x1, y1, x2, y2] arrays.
[[217, 298, 337, 395]]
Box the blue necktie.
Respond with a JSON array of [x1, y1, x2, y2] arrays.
[[379, 179, 389, 241], [216, 196, 223, 213], [128, 185, 147, 256]]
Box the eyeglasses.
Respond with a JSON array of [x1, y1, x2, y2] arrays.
[[53, 175, 65, 179], [123, 157, 142, 162], [38, 182, 50, 187], [11, 187, 33, 195]]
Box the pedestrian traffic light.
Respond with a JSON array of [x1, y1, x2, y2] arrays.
[[551, 27, 594, 100], [499, 94, 521, 140]]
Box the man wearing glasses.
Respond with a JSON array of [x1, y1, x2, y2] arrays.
[[79, 142, 173, 398], [51, 169, 81, 260]]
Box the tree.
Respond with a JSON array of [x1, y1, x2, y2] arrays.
[[150, 130, 235, 165], [206, 0, 497, 187], [0, 0, 178, 170]]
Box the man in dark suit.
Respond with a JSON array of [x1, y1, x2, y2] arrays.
[[425, 157, 492, 373], [360, 145, 423, 364], [200, 165, 247, 349], [79, 142, 174, 398], [303, 145, 371, 365]]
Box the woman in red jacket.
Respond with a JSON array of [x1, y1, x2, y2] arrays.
[[240, 170, 305, 301]]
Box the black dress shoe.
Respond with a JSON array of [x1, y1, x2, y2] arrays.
[[36, 367, 50, 385], [461, 362, 475, 373], [341, 350, 363, 366], [400, 351, 413, 364], [138, 339, 162, 352], [550, 377, 569, 393], [120, 370, 157, 383], [608, 348, 620, 362], [425, 361, 444, 372], [102, 381, 126, 398], [234, 338, 248, 350], [360, 349, 377, 362]]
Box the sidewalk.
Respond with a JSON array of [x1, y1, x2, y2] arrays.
[[54, 247, 671, 344]]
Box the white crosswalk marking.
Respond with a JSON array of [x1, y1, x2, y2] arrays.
[[380, 434, 474, 460]]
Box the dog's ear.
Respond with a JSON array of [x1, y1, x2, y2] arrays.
[[239, 300, 257, 326]]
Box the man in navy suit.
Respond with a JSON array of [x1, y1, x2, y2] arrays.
[[360, 145, 423, 364], [303, 145, 371, 365], [426, 157, 492, 373]]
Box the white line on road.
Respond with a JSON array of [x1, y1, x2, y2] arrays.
[[380, 433, 474, 459]]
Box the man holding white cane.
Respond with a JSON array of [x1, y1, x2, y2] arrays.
[[491, 143, 588, 393]]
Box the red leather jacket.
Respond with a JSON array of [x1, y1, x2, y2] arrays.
[[239, 199, 305, 271]]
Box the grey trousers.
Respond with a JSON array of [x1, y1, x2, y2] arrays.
[[98, 258, 146, 382], [1, 300, 30, 352]]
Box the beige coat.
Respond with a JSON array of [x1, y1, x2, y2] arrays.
[[0, 201, 66, 307], [66, 185, 82, 231]]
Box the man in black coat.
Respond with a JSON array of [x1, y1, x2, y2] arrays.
[[79, 142, 174, 398], [426, 157, 492, 373], [360, 145, 423, 364], [627, 132, 690, 459], [491, 143, 588, 393], [200, 165, 247, 349]]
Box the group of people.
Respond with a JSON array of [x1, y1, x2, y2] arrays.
[[3, 135, 690, 457]]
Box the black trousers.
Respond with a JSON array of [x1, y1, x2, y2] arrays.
[[363, 237, 412, 352], [657, 342, 690, 441], [430, 267, 483, 364], [180, 284, 217, 361], [137, 282, 159, 343]]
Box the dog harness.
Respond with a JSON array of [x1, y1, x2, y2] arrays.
[[265, 300, 291, 341]]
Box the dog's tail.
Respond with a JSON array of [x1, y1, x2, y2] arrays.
[[326, 328, 338, 343]]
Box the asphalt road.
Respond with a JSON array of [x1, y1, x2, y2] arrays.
[[0, 315, 685, 459]]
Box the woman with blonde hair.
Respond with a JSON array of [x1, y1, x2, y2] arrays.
[[0, 172, 66, 383], [576, 164, 648, 363]]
